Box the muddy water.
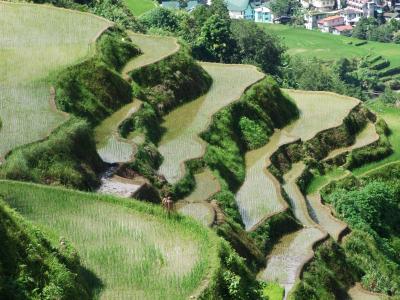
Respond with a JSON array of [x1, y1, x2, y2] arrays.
[[95, 101, 141, 163], [306, 193, 347, 241], [348, 284, 383, 300], [175, 168, 220, 227], [97, 166, 143, 198], [258, 227, 326, 299], [158, 63, 264, 184], [236, 131, 297, 230], [122, 33, 179, 76], [283, 162, 316, 227]]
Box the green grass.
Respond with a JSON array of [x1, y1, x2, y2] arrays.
[[263, 282, 285, 300], [0, 180, 220, 299], [306, 167, 348, 194], [262, 24, 400, 69], [158, 63, 264, 184], [0, 2, 110, 160], [123, 0, 157, 16]]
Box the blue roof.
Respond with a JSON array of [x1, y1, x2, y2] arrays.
[[226, 0, 250, 11]]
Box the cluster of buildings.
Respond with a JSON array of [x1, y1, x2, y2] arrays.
[[161, 0, 400, 34]]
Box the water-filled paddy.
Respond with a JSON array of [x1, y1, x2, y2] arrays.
[[237, 90, 359, 230], [95, 101, 141, 163], [258, 227, 326, 297], [0, 2, 110, 159], [122, 32, 179, 76], [158, 63, 264, 184]]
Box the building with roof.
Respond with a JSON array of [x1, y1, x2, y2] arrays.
[[332, 24, 353, 34], [318, 15, 345, 32], [224, 0, 254, 19], [254, 3, 274, 22]]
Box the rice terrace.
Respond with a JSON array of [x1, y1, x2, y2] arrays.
[[1, 1, 400, 300]]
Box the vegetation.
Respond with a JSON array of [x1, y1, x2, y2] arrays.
[[263, 24, 400, 70], [352, 17, 400, 44], [123, 0, 156, 16], [0, 200, 90, 299], [289, 240, 359, 300], [55, 29, 138, 125], [309, 164, 400, 297], [139, 3, 286, 74], [1, 118, 104, 190]]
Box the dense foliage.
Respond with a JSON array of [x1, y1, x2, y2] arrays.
[[0, 201, 90, 299], [1, 118, 103, 190], [139, 2, 286, 74], [316, 164, 400, 296], [353, 17, 400, 44]]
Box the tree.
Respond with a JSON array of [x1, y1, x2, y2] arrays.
[[139, 7, 179, 32], [352, 17, 378, 40], [196, 14, 237, 62], [231, 21, 286, 75], [381, 87, 399, 104], [269, 0, 300, 17]]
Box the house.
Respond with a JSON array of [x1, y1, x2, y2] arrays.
[[254, 4, 274, 23], [332, 24, 353, 34], [318, 15, 345, 32], [347, 0, 376, 17], [310, 0, 336, 11], [304, 11, 332, 29], [225, 0, 254, 20], [340, 7, 363, 24]]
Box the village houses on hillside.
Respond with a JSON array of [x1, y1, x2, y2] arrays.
[[162, 0, 400, 34]]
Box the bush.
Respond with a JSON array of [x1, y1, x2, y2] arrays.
[[1, 118, 103, 190]]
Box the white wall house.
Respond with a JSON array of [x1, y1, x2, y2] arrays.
[[311, 0, 336, 11], [254, 5, 274, 23], [225, 0, 254, 19], [318, 15, 345, 32]]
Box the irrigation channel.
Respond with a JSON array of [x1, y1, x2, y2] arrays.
[[93, 31, 383, 299]]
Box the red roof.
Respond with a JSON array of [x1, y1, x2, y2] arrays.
[[334, 25, 353, 31]]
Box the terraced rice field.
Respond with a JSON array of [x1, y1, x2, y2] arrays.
[[306, 193, 348, 241], [236, 132, 295, 230], [283, 90, 360, 140], [0, 181, 217, 300], [283, 163, 317, 227], [348, 284, 384, 300], [95, 101, 141, 163], [176, 168, 220, 226], [122, 32, 179, 77], [0, 2, 111, 160], [324, 121, 379, 161], [237, 90, 359, 230], [258, 227, 326, 297], [158, 63, 264, 184]]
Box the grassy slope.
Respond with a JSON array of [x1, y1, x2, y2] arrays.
[[0, 180, 220, 299], [123, 0, 157, 16], [262, 24, 400, 69], [0, 200, 90, 299], [0, 2, 110, 160]]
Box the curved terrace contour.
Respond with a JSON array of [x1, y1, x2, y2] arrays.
[[0, 2, 111, 161]]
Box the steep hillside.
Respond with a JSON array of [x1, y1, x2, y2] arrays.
[[0, 200, 89, 299]]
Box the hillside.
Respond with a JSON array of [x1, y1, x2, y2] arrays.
[[1, 1, 400, 300], [0, 200, 89, 299]]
